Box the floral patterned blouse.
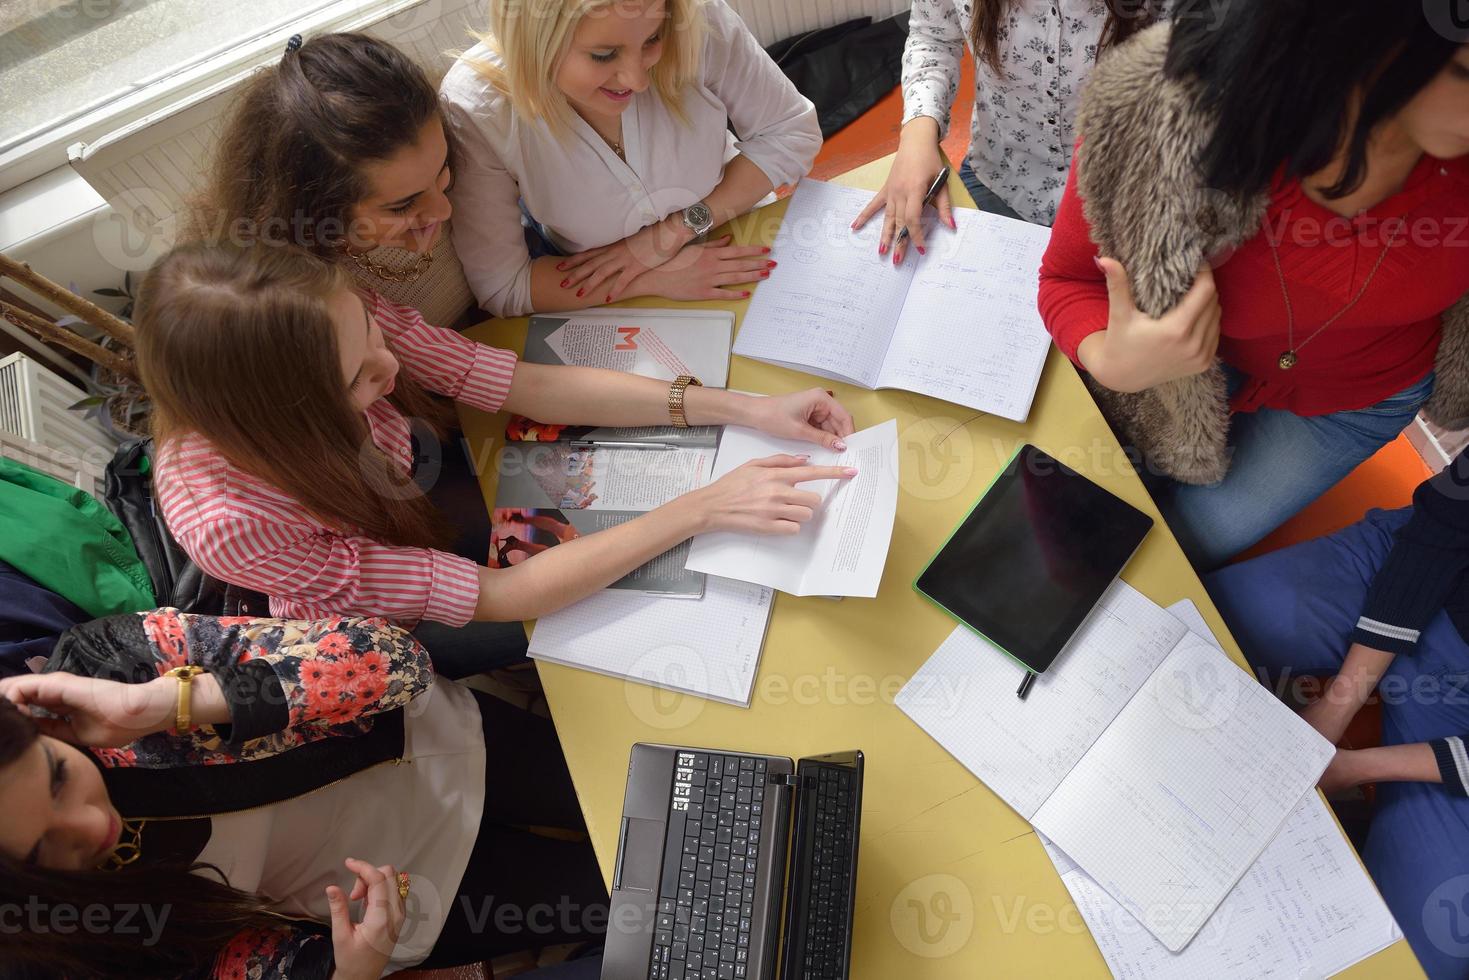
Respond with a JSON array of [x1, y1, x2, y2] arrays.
[[902, 0, 1135, 225], [54, 610, 438, 979]]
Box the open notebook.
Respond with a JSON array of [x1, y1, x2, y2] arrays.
[[527, 576, 774, 707], [896, 581, 1336, 951], [1036, 599, 1402, 979], [733, 179, 1054, 422]]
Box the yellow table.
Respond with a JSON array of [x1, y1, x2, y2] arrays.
[[461, 158, 1420, 978]]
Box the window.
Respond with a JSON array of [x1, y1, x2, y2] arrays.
[[1, 0, 342, 149], [0, 0, 429, 192]]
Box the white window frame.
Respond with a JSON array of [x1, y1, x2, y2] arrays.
[[0, 0, 434, 194]]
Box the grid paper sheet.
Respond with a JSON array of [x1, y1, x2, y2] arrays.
[[527, 575, 773, 707]]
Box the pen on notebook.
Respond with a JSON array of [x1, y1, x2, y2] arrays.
[[569, 441, 679, 451], [1016, 671, 1037, 700], [893, 165, 952, 251]]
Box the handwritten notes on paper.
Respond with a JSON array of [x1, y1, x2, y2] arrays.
[[734, 179, 1054, 421]]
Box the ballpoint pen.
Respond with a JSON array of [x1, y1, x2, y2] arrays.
[[569, 441, 679, 451], [893, 164, 952, 252], [1016, 671, 1037, 700]]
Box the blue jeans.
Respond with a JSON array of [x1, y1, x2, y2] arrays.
[[1162, 368, 1435, 570], [958, 160, 1026, 222], [1205, 507, 1469, 979]]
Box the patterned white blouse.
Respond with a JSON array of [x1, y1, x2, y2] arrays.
[[902, 0, 1128, 225]]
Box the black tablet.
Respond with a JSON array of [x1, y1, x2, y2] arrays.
[[914, 444, 1153, 675]]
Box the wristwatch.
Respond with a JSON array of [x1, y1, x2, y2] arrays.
[[164, 665, 206, 734], [680, 201, 715, 240], [668, 375, 703, 428]]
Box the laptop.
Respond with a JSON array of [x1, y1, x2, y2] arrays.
[[603, 743, 865, 980]]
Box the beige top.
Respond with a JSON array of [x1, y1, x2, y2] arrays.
[[349, 226, 477, 329]]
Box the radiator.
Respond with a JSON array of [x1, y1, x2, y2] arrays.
[[0, 353, 117, 489]]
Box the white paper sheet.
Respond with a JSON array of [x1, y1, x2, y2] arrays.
[[1038, 604, 1403, 979], [1033, 634, 1339, 951], [897, 584, 1337, 951], [895, 580, 1187, 818], [527, 576, 773, 706], [684, 420, 899, 597]]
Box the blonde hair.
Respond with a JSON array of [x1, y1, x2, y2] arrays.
[[465, 0, 705, 135]]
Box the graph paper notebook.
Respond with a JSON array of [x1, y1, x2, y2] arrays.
[[733, 179, 1053, 422], [527, 575, 773, 707], [1035, 600, 1401, 978], [896, 581, 1337, 951]]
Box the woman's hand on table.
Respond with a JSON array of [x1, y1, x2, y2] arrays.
[[633, 236, 775, 302], [557, 216, 692, 303], [852, 118, 954, 266], [746, 387, 856, 450], [691, 455, 857, 536]]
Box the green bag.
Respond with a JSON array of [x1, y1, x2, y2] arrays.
[[0, 456, 155, 617]]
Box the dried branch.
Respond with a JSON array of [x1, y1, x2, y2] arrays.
[[0, 300, 137, 381], [0, 252, 135, 346]]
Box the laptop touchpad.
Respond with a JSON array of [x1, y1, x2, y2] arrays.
[[620, 818, 666, 892]]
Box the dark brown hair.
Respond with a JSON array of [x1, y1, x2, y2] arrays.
[[0, 701, 285, 979], [193, 32, 452, 257], [136, 242, 449, 549], [969, 0, 1158, 76]]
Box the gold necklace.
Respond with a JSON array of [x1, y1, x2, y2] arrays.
[[103, 818, 147, 870], [344, 244, 434, 284], [1266, 217, 1400, 370]]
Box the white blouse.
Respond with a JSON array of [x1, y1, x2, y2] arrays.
[[439, 0, 820, 318], [903, 0, 1117, 225], [194, 681, 486, 974]]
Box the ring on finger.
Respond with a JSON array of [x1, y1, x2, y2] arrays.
[[397, 872, 411, 901]]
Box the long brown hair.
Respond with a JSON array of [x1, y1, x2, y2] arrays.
[[969, 0, 1158, 76], [0, 701, 289, 980], [136, 243, 449, 549], [192, 32, 452, 257]]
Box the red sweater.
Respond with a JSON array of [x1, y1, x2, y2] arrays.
[[1038, 152, 1469, 416]]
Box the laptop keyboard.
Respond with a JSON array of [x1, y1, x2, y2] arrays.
[[792, 765, 858, 979], [651, 751, 767, 980]]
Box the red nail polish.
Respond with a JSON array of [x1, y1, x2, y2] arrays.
[[761, 271, 770, 278], [605, 295, 612, 303], [560, 279, 570, 288], [893, 253, 900, 266], [878, 244, 887, 256], [762, 247, 771, 254], [576, 288, 585, 297], [949, 216, 957, 229], [556, 262, 567, 271], [742, 291, 752, 298], [767, 261, 777, 269], [917, 246, 927, 256]]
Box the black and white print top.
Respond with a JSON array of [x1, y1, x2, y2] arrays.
[[901, 0, 1117, 225]]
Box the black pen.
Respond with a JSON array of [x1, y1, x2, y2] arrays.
[[1016, 671, 1037, 700], [893, 165, 952, 250]]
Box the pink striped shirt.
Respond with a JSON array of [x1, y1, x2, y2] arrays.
[[156, 291, 517, 627]]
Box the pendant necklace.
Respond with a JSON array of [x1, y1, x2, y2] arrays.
[[1266, 214, 1400, 371]]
